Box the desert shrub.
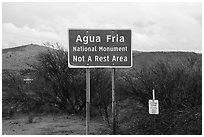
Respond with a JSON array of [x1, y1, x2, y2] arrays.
[[38, 104, 62, 114], [119, 55, 201, 135], [26, 113, 34, 124], [2, 105, 15, 118], [32, 43, 86, 114], [32, 43, 114, 120], [2, 70, 43, 115], [136, 107, 202, 135], [90, 69, 112, 125]]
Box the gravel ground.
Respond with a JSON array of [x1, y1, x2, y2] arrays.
[[2, 114, 107, 135]]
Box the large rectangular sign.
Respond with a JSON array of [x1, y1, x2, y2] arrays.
[[68, 29, 132, 68]]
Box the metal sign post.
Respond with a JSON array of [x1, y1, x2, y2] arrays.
[[86, 68, 90, 135], [112, 68, 116, 134], [152, 89, 155, 100]]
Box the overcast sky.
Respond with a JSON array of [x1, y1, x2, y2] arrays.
[[2, 2, 202, 52]]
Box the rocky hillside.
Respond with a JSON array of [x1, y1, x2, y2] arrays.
[[2, 44, 201, 71], [2, 44, 49, 70]]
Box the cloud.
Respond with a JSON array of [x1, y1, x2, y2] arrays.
[[130, 3, 202, 52], [2, 2, 202, 52], [2, 23, 61, 48]]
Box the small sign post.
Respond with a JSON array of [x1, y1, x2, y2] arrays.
[[149, 89, 159, 115]]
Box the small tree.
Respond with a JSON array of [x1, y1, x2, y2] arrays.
[[32, 43, 86, 114], [2, 69, 41, 122]]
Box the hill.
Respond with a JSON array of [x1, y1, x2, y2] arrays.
[[132, 51, 201, 71], [2, 44, 201, 71], [2, 44, 49, 70]]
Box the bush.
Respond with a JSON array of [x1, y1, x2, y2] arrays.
[[27, 113, 34, 124], [2, 69, 44, 115], [2, 106, 15, 119], [90, 69, 112, 124], [119, 56, 202, 135], [32, 44, 114, 120], [32, 43, 86, 114]]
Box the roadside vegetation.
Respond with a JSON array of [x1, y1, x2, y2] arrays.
[[2, 43, 202, 135]]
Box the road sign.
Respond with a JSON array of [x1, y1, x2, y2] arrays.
[[149, 100, 159, 115], [68, 29, 132, 68], [23, 78, 33, 84]]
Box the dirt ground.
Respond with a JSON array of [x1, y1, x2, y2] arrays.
[[2, 114, 107, 135]]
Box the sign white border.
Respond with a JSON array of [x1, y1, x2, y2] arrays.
[[68, 29, 132, 68]]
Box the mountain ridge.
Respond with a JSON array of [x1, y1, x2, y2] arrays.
[[2, 44, 49, 70], [2, 44, 201, 70]]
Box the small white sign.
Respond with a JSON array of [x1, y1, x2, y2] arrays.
[[149, 100, 159, 114]]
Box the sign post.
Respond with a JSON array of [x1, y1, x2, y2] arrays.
[[68, 29, 132, 135], [148, 89, 159, 134], [112, 68, 116, 134], [152, 89, 155, 100], [86, 68, 90, 135]]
